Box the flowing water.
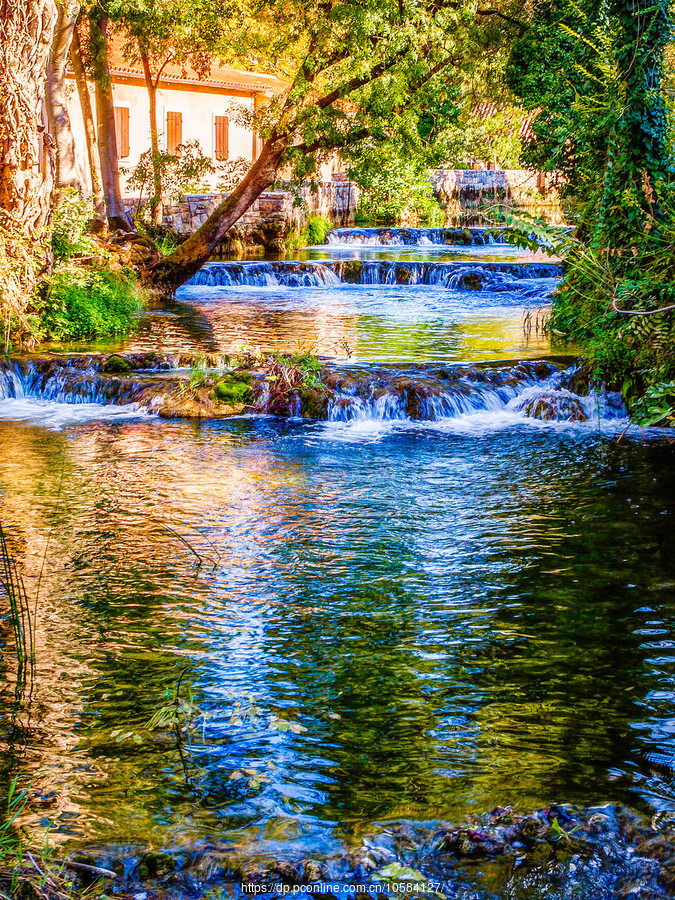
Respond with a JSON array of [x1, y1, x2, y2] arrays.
[[0, 229, 674, 897]]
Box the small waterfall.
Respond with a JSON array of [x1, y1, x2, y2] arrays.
[[323, 363, 626, 425], [0, 357, 162, 409], [190, 260, 561, 289], [329, 260, 561, 286], [0, 354, 627, 428], [324, 227, 511, 246], [188, 261, 341, 288]]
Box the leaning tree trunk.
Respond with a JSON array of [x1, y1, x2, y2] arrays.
[[89, 13, 131, 230], [140, 48, 163, 227], [70, 23, 106, 225], [0, 0, 57, 326], [45, 0, 81, 196], [152, 140, 286, 293]]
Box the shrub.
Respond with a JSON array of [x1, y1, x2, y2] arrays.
[[41, 268, 143, 341], [51, 190, 98, 263], [307, 215, 331, 245]]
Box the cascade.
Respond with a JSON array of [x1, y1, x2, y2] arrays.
[[189, 259, 561, 289], [324, 227, 512, 246]]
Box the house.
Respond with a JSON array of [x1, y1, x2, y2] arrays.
[[66, 35, 289, 196]]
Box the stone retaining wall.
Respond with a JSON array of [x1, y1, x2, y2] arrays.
[[123, 169, 562, 253], [124, 176, 359, 254], [434, 169, 564, 225]]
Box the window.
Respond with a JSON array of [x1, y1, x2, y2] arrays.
[[114, 106, 130, 158], [215, 116, 229, 161], [166, 111, 182, 153]]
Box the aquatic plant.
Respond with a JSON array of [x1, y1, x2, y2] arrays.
[[307, 215, 331, 245], [262, 350, 331, 416], [0, 525, 34, 681]]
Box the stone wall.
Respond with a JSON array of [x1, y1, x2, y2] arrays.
[[433, 169, 564, 225], [123, 169, 563, 254], [124, 175, 359, 254]]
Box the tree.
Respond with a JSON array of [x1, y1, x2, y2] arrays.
[[151, 0, 510, 292], [45, 0, 82, 195], [70, 22, 107, 224], [116, 0, 236, 226], [88, 7, 132, 229], [0, 0, 57, 323]]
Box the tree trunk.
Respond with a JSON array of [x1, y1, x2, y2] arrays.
[[152, 140, 286, 293], [0, 0, 57, 320], [70, 22, 106, 225], [0, 0, 56, 234], [139, 48, 163, 227], [89, 13, 131, 230], [45, 0, 81, 195]]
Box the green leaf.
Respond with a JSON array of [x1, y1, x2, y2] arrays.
[[374, 863, 427, 883]]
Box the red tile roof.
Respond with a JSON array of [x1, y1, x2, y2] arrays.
[[108, 33, 286, 95]]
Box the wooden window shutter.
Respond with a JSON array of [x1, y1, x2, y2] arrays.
[[215, 116, 229, 160], [167, 111, 182, 153], [114, 107, 130, 158]]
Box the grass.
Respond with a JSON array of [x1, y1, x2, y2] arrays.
[[0, 525, 34, 683], [40, 267, 143, 341]]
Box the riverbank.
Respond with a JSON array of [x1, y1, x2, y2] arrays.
[[5, 802, 675, 899]]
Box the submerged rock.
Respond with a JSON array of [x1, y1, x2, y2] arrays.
[[63, 803, 675, 900], [518, 390, 588, 422]]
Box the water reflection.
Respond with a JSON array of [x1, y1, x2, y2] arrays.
[[0, 421, 674, 856], [112, 286, 552, 363]]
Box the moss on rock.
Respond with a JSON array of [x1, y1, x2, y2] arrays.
[[214, 372, 253, 405], [103, 354, 133, 374]]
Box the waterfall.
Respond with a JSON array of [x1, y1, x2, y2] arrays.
[[324, 227, 512, 247], [322, 363, 626, 426], [188, 261, 341, 288], [189, 260, 562, 289]]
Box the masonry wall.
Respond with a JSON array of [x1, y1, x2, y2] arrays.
[[123, 176, 358, 253], [434, 169, 564, 225], [124, 168, 562, 254]]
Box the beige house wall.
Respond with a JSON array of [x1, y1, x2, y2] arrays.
[[66, 75, 344, 199], [66, 78, 258, 196]]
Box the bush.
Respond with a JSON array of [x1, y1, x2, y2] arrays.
[[51, 190, 98, 263], [307, 215, 331, 245], [41, 268, 143, 341]]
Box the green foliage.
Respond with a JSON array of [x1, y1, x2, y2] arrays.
[[51, 190, 98, 263], [503, 209, 675, 415], [188, 354, 209, 389], [41, 268, 143, 341], [123, 140, 215, 212], [459, 105, 525, 169], [349, 144, 445, 227], [215, 156, 251, 193], [507, 0, 672, 242], [631, 381, 675, 427], [506, 0, 609, 222], [307, 215, 331, 245], [503, 1, 675, 421]]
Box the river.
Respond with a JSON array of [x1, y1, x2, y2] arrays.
[[0, 229, 673, 898]]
